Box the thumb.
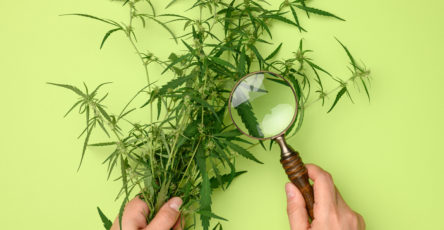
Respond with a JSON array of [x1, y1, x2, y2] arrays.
[[285, 182, 309, 230], [145, 197, 182, 230], [110, 196, 149, 230]]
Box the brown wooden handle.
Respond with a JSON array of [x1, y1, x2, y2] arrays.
[[281, 151, 314, 219]]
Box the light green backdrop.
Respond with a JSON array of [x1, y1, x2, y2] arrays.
[[1, 0, 443, 229]]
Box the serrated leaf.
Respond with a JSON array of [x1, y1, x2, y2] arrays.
[[247, 44, 263, 68], [361, 78, 371, 101], [214, 129, 242, 138], [196, 147, 211, 230], [100, 28, 122, 49], [159, 74, 194, 95], [89, 141, 117, 147], [335, 38, 359, 72], [289, 6, 302, 32], [265, 43, 282, 61], [145, 0, 156, 16], [221, 139, 263, 164], [210, 170, 246, 189], [97, 207, 113, 230], [224, 0, 235, 35], [234, 101, 262, 138], [161, 53, 191, 74], [328, 87, 347, 113], [61, 13, 119, 26], [47, 82, 86, 97], [165, 0, 179, 9], [78, 125, 93, 171], [97, 105, 111, 123], [190, 96, 221, 123], [261, 14, 304, 31], [150, 17, 178, 44], [294, 5, 345, 21], [64, 100, 82, 117], [198, 210, 228, 221], [209, 56, 235, 70], [305, 60, 332, 77]]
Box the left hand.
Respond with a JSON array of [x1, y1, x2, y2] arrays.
[[110, 196, 185, 230]]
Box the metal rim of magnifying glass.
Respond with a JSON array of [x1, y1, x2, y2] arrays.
[[228, 71, 299, 141]]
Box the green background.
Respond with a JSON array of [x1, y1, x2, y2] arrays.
[[1, 0, 443, 229]]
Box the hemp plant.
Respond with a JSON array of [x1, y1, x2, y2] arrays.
[[50, 0, 371, 229]]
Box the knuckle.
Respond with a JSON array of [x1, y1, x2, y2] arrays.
[[345, 211, 362, 229], [320, 171, 333, 182], [163, 208, 178, 223], [327, 212, 341, 228]]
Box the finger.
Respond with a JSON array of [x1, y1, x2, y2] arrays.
[[145, 197, 182, 230], [334, 186, 348, 210], [285, 182, 309, 230], [173, 214, 186, 230], [305, 164, 337, 209], [111, 196, 149, 230], [357, 212, 366, 230]]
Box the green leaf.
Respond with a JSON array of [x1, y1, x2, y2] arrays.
[[190, 96, 222, 123], [247, 44, 264, 68], [196, 147, 212, 230], [209, 56, 236, 70], [100, 28, 122, 49], [214, 129, 242, 138], [118, 198, 128, 230], [237, 46, 246, 76], [157, 97, 162, 119], [64, 100, 82, 117], [261, 14, 304, 31], [361, 78, 371, 101], [61, 13, 119, 26], [224, 0, 235, 35], [97, 207, 113, 230], [294, 5, 345, 21], [289, 6, 302, 32], [176, 120, 198, 149], [97, 105, 111, 123], [88, 142, 117, 147], [220, 139, 263, 164], [198, 210, 228, 221], [335, 38, 358, 71], [210, 171, 247, 189], [47, 82, 86, 97], [327, 87, 347, 113], [161, 53, 191, 74], [165, 0, 179, 9], [265, 43, 282, 61], [150, 17, 178, 44], [305, 60, 332, 77], [234, 101, 262, 138], [78, 125, 93, 171], [145, 0, 156, 16], [159, 73, 194, 94]]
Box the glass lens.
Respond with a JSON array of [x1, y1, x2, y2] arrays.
[[229, 72, 297, 139]]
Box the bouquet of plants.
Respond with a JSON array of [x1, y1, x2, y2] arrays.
[[50, 0, 370, 229]]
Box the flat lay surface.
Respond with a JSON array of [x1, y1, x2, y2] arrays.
[[1, 0, 443, 229]]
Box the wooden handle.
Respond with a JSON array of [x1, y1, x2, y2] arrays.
[[281, 151, 314, 219], [275, 136, 314, 219]]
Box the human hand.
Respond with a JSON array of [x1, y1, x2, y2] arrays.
[[110, 196, 185, 230], [285, 164, 365, 230]]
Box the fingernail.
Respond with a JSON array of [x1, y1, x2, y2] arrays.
[[285, 182, 295, 199], [169, 197, 183, 211]]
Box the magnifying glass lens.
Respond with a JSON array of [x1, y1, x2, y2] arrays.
[[229, 72, 297, 139]]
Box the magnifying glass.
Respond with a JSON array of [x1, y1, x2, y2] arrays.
[[228, 71, 314, 219]]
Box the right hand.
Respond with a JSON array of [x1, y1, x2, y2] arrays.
[[285, 164, 365, 230]]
